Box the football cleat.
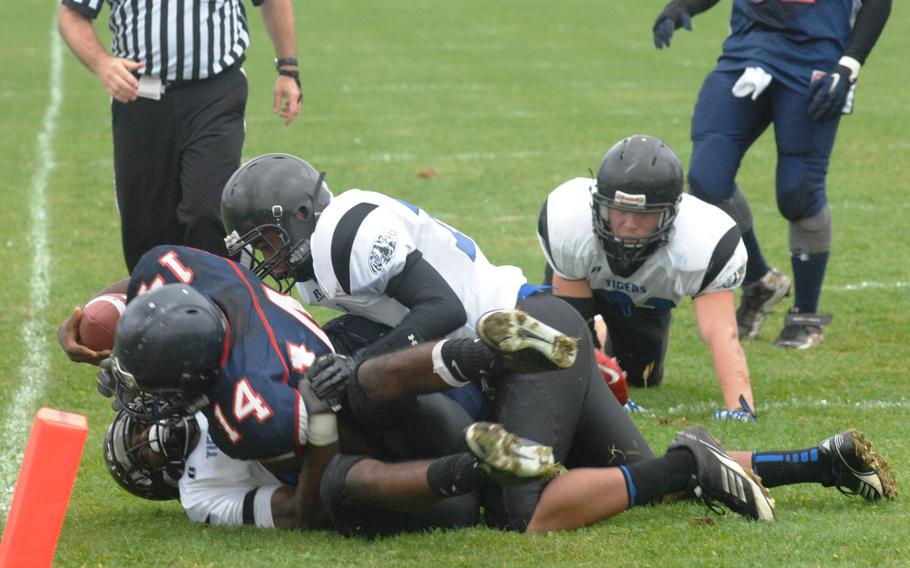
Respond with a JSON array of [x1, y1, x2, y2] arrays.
[[476, 309, 577, 373], [819, 429, 897, 501], [465, 422, 566, 484], [712, 395, 757, 422], [774, 310, 832, 349], [736, 267, 790, 340], [669, 426, 775, 522]]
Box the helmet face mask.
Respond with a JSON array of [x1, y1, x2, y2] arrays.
[[591, 135, 684, 274], [104, 409, 200, 501], [222, 155, 331, 292], [107, 284, 226, 421], [105, 355, 210, 421]]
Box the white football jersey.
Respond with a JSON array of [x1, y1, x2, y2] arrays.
[[179, 413, 284, 528], [538, 178, 746, 309], [301, 189, 527, 339]]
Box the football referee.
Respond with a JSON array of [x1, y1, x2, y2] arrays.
[[58, 0, 302, 272]]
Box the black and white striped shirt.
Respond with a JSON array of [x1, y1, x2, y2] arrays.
[[61, 0, 263, 81]]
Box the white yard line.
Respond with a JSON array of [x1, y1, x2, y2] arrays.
[[0, 19, 63, 522], [659, 397, 910, 417], [825, 281, 909, 292]]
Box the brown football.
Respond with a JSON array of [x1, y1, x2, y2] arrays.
[[78, 293, 128, 352]]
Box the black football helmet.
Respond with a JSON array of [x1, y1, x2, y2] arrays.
[[102, 284, 228, 421], [104, 409, 200, 501], [591, 135, 683, 273], [221, 153, 332, 293]]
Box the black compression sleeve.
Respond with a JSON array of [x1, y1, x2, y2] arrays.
[[358, 252, 467, 358], [844, 0, 892, 65]]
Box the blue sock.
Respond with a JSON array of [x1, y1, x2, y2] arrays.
[[790, 252, 829, 313], [741, 229, 769, 284]]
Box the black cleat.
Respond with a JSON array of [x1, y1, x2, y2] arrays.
[[819, 429, 897, 501], [737, 267, 790, 340], [476, 309, 577, 373], [774, 310, 832, 349], [669, 426, 775, 522]]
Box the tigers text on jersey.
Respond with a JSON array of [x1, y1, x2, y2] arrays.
[[538, 178, 746, 311], [180, 413, 285, 528], [129, 245, 334, 460], [302, 189, 527, 338], [718, 0, 862, 91]]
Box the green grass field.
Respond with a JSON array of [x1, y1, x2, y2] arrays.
[[1, 0, 908, 565]]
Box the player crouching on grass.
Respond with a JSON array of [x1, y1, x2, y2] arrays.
[[539, 135, 760, 421]]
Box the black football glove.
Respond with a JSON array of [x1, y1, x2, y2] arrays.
[[807, 64, 855, 123], [304, 353, 357, 411], [653, 2, 692, 49]]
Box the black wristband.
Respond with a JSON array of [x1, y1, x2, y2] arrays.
[[274, 57, 298, 69], [278, 68, 301, 90]]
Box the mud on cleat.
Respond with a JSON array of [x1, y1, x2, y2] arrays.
[[736, 267, 790, 340], [476, 309, 578, 373], [819, 429, 897, 501], [465, 422, 566, 485], [669, 426, 775, 522], [774, 310, 832, 350]]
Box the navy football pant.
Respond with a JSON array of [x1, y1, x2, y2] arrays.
[[687, 69, 840, 223]]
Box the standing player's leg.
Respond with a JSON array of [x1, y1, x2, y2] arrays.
[[770, 85, 838, 348], [688, 69, 790, 340]]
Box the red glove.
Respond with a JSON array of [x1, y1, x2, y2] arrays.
[[595, 349, 629, 405]]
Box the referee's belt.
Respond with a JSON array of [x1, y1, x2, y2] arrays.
[[158, 57, 244, 90]]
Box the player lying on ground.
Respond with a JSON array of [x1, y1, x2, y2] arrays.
[[98, 296, 894, 534]]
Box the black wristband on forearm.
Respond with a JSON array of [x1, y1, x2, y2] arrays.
[[278, 68, 300, 89]]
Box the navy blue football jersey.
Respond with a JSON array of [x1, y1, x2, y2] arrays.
[[128, 246, 334, 460], [717, 0, 860, 91]]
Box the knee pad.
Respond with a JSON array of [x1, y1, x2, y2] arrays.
[[776, 167, 827, 222], [711, 186, 754, 234], [789, 205, 831, 255], [319, 454, 369, 536]]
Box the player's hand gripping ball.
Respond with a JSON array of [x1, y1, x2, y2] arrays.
[[595, 349, 629, 406], [78, 293, 127, 352]]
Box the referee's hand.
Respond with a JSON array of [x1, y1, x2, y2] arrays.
[[95, 56, 144, 103], [274, 75, 301, 126]]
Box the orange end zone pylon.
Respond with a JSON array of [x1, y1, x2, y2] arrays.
[[0, 408, 88, 568]]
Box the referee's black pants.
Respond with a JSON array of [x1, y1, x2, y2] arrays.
[[112, 66, 247, 272]]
